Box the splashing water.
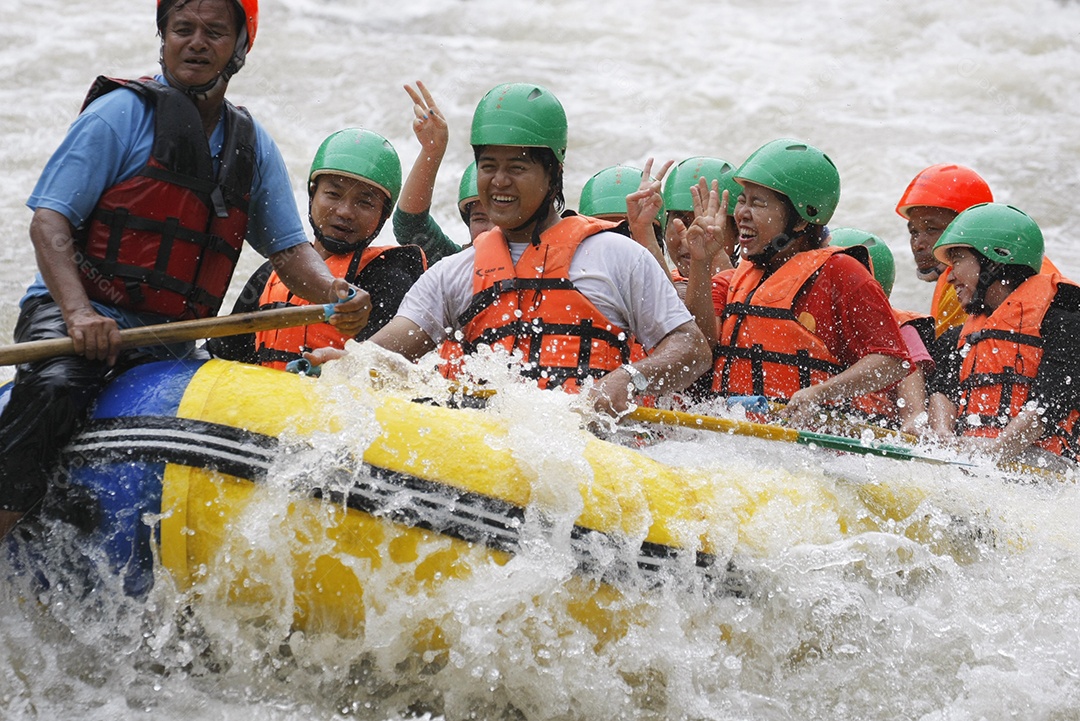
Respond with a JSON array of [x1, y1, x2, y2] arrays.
[[5, 0, 1080, 719]]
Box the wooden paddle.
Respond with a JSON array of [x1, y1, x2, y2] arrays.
[[627, 405, 966, 465], [0, 302, 340, 366]]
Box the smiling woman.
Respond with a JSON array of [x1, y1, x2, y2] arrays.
[[927, 202, 1080, 466], [708, 139, 912, 430]]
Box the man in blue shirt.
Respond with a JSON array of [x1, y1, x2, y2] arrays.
[[0, 0, 370, 538]]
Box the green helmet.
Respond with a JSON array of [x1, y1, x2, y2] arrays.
[[309, 128, 402, 206], [470, 83, 568, 162], [578, 165, 663, 227], [459, 162, 479, 208], [662, 156, 741, 217], [829, 227, 896, 297], [734, 139, 840, 225], [458, 162, 480, 223], [932, 202, 1044, 272]]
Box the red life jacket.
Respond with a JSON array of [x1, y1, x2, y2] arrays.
[[955, 272, 1080, 459], [255, 245, 425, 369], [449, 216, 633, 391], [73, 76, 256, 320], [711, 246, 894, 418]]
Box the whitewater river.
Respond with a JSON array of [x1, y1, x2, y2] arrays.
[[4, 0, 1080, 719]]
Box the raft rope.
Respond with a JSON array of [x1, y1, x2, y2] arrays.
[[63, 415, 747, 597]]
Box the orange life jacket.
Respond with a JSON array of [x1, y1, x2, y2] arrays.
[[449, 215, 633, 390], [933, 255, 1063, 337], [711, 246, 894, 418], [255, 245, 424, 369], [955, 272, 1080, 459], [74, 76, 255, 320]]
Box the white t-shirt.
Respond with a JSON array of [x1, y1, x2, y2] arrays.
[[396, 230, 692, 351]]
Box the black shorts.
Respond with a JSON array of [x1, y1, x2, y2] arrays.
[[0, 297, 114, 512]]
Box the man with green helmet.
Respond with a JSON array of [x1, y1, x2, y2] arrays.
[[208, 128, 425, 368], [710, 139, 912, 429], [927, 203, 1080, 466], [393, 82, 493, 266], [311, 82, 711, 415]]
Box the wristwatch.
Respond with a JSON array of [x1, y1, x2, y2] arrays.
[[622, 363, 650, 393]]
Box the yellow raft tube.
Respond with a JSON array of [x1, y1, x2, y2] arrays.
[[56, 358, 995, 642]]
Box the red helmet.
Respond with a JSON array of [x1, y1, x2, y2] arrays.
[[157, 0, 259, 52], [895, 164, 993, 219]]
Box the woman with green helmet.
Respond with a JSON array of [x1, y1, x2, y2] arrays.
[[927, 203, 1080, 466], [393, 82, 494, 266], [313, 82, 712, 416], [663, 158, 742, 353], [710, 139, 912, 429], [208, 127, 426, 367], [662, 156, 741, 284]]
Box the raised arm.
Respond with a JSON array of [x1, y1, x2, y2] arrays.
[[397, 81, 449, 216], [683, 178, 733, 344], [624, 157, 673, 275]]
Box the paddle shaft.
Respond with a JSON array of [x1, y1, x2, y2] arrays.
[[628, 406, 958, 464], [0, 303, 335, 366]]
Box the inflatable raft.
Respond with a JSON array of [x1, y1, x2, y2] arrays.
[[16, 358, 1000, 640]]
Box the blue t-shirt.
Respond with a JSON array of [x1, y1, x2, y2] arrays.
[[24, 75, 307, 331]]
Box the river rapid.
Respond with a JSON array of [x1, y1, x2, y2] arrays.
[[3, 1, 1080, 719]]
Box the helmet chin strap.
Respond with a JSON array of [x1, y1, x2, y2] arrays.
[[314, 228, 372, 255], [746, 232, 798, 269], [966, 258, 1004, 315], [309, 207, 387, 255], [159, 25, 248, 100], [916, 265, 943, 283], [746, 211, 815, 269], [508, 188, 556, 247]]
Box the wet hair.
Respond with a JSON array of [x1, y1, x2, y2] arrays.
[[527, 147, 565, 214]]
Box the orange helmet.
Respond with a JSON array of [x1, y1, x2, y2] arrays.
[[894, 164, 993, 219], [157, 0, 259, 52]]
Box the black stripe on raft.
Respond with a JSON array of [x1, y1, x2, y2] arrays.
[[65, 416, 278, 480], [64, 416, 745, 596]]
